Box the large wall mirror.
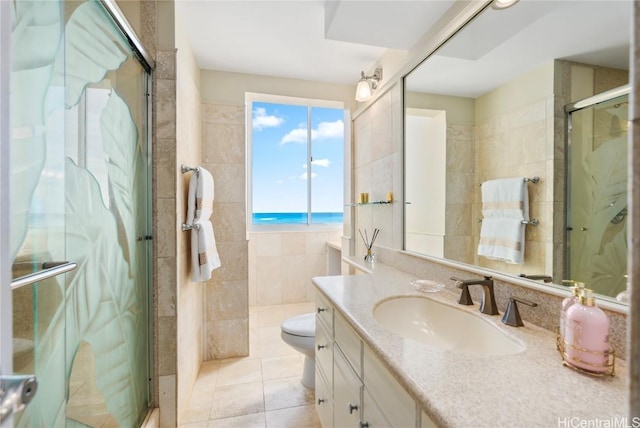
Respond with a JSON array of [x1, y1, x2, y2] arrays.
[[404, 0, 631, 304]]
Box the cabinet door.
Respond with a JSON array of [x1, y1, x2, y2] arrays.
[[316, 365, 333, 428], [334, 347, 362, 428], [361, 388, 391, 428]]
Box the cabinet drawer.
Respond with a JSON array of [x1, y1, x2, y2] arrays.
[[334, 312, 362, 376], [316, 317, 333, 383], [315, 366, 333, 428], [334, 346, 362, 428], [363, 345, 415, 428], [362, 388, 392, 428], [316, 292, 334, 332]]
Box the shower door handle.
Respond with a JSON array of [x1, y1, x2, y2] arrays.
[[11, 261, 77, 290], [0, 375, 38, 422]]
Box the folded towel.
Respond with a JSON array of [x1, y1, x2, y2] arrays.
[[191, 220, 221, 282], [186, 167, 215, 225], [481, 177, 529, 220], [478, 218, 525, 264]]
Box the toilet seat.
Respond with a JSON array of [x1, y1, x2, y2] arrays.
[[281, 312, 315, 337]]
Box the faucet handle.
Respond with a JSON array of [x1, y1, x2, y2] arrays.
[[502, 297, 538, 327], [450, 277, 474, 305]]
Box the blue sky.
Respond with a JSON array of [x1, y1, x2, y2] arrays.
[[252, 102, 344, 213]]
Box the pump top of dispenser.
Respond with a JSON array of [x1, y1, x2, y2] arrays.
[[562, 280, 585, 296], [579, 288, 596, 306]]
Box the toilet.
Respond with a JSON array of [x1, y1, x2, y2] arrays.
[[280, 312, 316, 388]]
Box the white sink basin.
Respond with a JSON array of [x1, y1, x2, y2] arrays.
[[373, 296, 525, 356]]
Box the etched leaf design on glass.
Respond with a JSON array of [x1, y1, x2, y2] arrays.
[[574, 136, 627, 283], [10, 0, 63, 259], [58, 0, 129, 108], [590, 230, 627, 297], [102, 91, 139, 275], [65, 158, 144, 427]]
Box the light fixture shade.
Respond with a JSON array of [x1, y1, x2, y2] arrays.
[[355, 79, 372, 102]]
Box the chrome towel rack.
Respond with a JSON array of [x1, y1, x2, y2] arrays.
[[181, 164, 200, 176], [478, 176, 539, 186], [478, 218, 539, 226]]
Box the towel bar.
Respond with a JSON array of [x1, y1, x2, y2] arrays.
[[181, 164, 200, 176], [478, 219, 539, 226], [182, 223, 201, 231], [478, 176, 539, 186]]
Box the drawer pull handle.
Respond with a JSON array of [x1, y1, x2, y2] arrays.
[[317, 344, 327, 351], [349, 403, 358, 414], [317, 307, 327, 313], [318, 398, 326, 405]]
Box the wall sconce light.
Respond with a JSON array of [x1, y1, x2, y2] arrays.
[[355, 68, 383, 102]]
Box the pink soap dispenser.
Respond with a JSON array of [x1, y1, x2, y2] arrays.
[[559, 281, 584, 342], [563, 289, 610, 373]]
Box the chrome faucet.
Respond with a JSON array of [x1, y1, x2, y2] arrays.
[[450, 276, 498, 315]]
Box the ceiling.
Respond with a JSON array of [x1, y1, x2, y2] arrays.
[[175, 0, 456, 85], [406, 0, 632, 97], [175, 0, 632, 96]]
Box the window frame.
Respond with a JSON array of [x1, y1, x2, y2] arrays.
[[246, 92, 347, 232]]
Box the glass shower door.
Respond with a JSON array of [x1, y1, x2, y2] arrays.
[[567, 94, 628, 298], [10, 0, 151, 426]]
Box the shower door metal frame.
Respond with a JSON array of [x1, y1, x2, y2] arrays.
[[564, 84, 630, 289]]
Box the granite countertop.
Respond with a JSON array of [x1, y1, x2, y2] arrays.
[[312, 256, 627, 428]]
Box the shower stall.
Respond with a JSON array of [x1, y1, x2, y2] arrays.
[[7, 0, 153, 426], [566, 85, 629, 300]]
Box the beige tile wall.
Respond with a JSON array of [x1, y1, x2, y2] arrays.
[[201, 103, 249, 360], [154, 47, 179, 428], [352, 84, 404, 258], [473, 96, 554, 277], [175, 37, 204, 424], [444, 123, 475, 263], [248, 230, 342, 306]]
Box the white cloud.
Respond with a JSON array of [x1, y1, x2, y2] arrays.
[[280, 119, 344, 145], [276, 179, 284, 184], [253, 107, 284, 130], [313, 120, 344, 141], [281, 128, 307, 144], [299, 172, 318, 180], [312, 158, 330, 168]]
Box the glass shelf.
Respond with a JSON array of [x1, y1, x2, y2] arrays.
[[346, 201, 393, 206]]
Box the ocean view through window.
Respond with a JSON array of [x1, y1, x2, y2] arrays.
[[248, 95, 345, 227]]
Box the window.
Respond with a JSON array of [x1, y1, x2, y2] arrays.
[[247, 94, 345, 228]]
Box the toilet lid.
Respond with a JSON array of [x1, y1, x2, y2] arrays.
[[281, 313, 315, 337]]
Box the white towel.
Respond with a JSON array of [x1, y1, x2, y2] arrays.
[[478, 218, 525, 264], [186, 167, 215, 225], [191, 220, 221, 282], [478, 177, 530, 264], [481, 177, 529, 220]]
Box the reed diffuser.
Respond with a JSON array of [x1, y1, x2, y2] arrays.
[[359, 228, 380, 263]]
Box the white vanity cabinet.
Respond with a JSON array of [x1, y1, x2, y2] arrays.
[[315, 292, 433, 428], [315, 293, 334, 427], [333, 346, 362, 427]]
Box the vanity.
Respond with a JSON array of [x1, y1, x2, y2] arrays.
[[313, 255, 626, 427]]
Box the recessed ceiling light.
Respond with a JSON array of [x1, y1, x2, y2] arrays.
[[492, 0, 519, 10]]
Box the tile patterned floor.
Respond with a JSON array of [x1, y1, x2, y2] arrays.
[[180, 303, 321, 428]]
